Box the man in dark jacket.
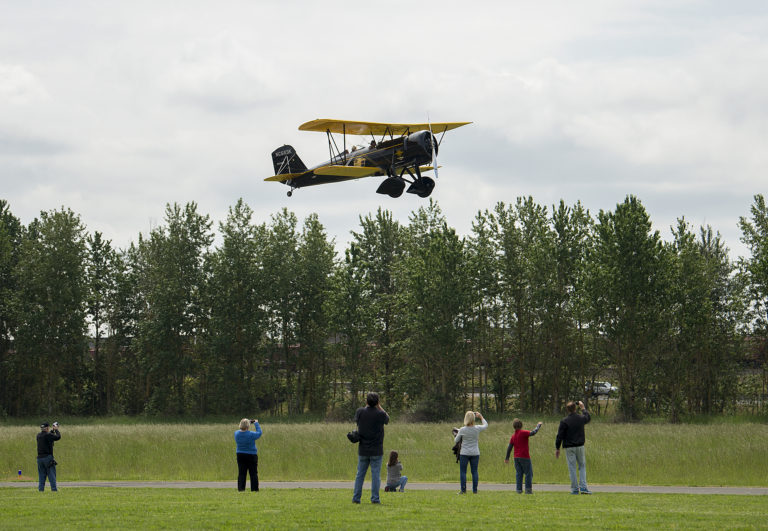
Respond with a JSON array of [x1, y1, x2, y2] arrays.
[[36, 422, 61, 492], [352, 392, 389, 504], [555, 401, 591, 494]]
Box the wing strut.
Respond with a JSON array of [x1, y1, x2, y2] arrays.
[[325, 127, 347, 165]]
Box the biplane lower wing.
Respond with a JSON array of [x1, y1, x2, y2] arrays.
[[264, 166, 381, 183], [313, 165, 382, 178]]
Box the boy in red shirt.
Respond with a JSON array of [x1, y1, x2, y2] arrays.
[[504, 419, 542, 494]]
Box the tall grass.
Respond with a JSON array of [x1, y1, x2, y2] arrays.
[[2, 420, 767, 486]]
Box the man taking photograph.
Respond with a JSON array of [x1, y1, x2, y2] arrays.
[[36, 421, 61, 492]]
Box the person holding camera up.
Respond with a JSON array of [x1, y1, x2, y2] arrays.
[[235, 418, 262, 492], [36, 421, 61, 492], [454, 411, 488, 494], [555, 400, 592, 494], [352, 392, 389, 504]]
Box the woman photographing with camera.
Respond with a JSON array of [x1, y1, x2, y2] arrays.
[[235, 418, 262, 492], [454, 411, 488, 494]]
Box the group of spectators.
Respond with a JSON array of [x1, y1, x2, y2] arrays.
[[34, 396, 592, 499]]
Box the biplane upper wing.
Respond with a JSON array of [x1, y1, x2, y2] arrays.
[[298, 119, 472, 136]]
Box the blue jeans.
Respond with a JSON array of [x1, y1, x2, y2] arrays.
[[37, 455, 57, 492], [514, 457, 533, 492], [352, 454, 383, 503], [459, 454, 479, 493], [387, 476, 408, 492], [565, 446, 588, 493]]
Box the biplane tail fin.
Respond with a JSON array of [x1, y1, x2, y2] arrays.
[[271, 145, 307, 175]]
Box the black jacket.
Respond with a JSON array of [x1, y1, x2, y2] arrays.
[[37, 429, 61, 458], [555, 411, 590, 449], [354, 406, 389, 456]]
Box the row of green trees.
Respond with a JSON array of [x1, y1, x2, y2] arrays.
[[1, 195, 766, 420]]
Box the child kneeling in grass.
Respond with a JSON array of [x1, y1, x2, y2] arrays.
[[384, 451, 407, 492], [505, 419, 542, 494]]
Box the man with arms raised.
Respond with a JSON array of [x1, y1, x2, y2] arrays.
[[36, 421, 61, 492], [555, 400, 592, 494], [352, 392, 389, 504]]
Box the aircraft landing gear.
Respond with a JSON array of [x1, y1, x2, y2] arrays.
[[287, 190, 293, 197], [375, 176, 406, 198], [406, 176, 435, 198]]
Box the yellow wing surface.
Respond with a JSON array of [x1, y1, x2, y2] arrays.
[[299, 119, 471, 136], [264, 166, 382, 182], [264, 172, 304, 182]]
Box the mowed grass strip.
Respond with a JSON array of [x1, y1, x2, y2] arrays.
[[1, 488, 766, 530], [2, 421, 767, 486]]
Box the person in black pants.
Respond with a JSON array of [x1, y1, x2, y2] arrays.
[[37, 421, 61, 492], [234, 418, 262, 491]]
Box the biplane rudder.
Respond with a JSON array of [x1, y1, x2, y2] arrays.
[[271, 145, 307, 175]]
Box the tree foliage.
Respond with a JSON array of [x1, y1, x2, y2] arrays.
[[0, 194, 764, 418]]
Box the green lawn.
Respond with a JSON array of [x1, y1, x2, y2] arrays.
[[1, 488, 766, 529], [3, 420, 767, 486]]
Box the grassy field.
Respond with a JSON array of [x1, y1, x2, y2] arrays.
[[1, 488, 766, 529], [2, 419, 767, 486]]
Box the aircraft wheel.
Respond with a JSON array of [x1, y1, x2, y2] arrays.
[[287, 190, 293, 197], [417, 177, 435, 198], [376, 177, 406, 197]]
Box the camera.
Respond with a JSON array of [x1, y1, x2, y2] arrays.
[[250, 419, 256, 424], [52, 421, 59, 428]]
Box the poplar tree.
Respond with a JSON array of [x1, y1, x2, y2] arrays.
[[294, 213, 335, 412], [262, 208, 299, 414], [85, 231, 117, 413], [134, 202, 213, 414], [13, 208, 88, 414], [589, 196, 667, 420], [0, 200, 21, 414], [399, 200, 468, 413], [205, 199, 268, 413], [738, 194, 768, 408], [349, 208, 405, 407]]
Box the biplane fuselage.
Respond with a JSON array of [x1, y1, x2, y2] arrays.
[[266, 119, 470, 198]]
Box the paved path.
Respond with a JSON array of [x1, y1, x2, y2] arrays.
[[2, 481, 766, 495]]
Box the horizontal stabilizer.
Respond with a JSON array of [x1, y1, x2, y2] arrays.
[[299, 119, 471, 136], [264, 172, 304, 182]]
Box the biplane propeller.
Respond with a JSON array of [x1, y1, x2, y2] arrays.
[[265, 119, 471, 198]]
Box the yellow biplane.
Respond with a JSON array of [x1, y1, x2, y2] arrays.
[[265, 119, 471, 198]]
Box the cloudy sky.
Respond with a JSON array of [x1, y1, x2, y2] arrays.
[[1, 1, 766, 259]]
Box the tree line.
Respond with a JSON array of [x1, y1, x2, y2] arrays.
[[1, 195, 766, 421]]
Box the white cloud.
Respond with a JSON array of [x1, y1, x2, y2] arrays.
[[0, 64, 48, 105], [0, 1, 766, 260]]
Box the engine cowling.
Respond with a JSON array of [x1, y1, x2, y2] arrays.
[[404, 130, 438, 158]]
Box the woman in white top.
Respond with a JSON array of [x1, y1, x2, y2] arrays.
[[454, 410, 488, 493]]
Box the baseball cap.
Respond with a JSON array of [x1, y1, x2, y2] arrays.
[[40, 422, 49, 429]]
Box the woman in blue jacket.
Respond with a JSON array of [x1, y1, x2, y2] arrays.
[[235, 418, 262, 491]]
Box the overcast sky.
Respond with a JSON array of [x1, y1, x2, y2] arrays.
[[1, 1, 766, 260]]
